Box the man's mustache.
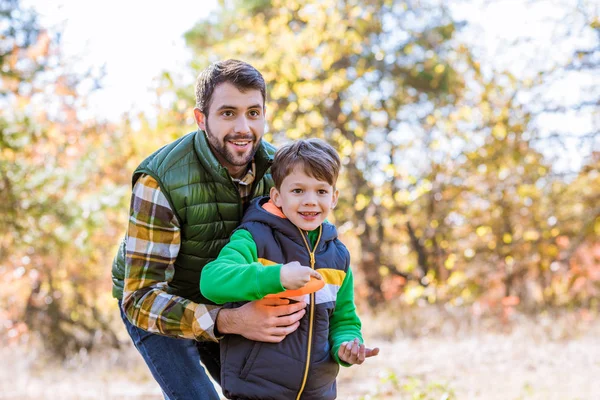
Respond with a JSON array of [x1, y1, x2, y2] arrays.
[[224, 134, 255, 142]]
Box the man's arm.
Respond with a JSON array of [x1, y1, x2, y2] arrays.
[[121, 174, 221, 341], [216, 297, 307, 343], [122, 175, 305, 342]]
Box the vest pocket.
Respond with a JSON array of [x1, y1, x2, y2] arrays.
[[239, 342, 263, 379], [304, 352, 339, 393]]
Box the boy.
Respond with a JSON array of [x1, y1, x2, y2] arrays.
[[201, 138, 379, 400]]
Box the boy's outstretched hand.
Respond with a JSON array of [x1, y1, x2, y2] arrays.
[[280, 261, 322, 290], [338, 338, 380, 365]]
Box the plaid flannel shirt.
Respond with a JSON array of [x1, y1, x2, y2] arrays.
[[122, 162, 256, 341]]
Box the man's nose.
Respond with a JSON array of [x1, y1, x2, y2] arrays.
[[234, 116, 250, 133]]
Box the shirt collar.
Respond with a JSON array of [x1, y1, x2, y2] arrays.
[[231, 161, 256, 187]]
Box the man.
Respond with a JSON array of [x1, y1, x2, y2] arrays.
[[111, 60, 306, 400]]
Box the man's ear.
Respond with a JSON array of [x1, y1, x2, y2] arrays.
[[270, 186, 282, 207], [193, 108, 206, 131]]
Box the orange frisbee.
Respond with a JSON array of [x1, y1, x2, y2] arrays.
[[265, 276, 325, 298]]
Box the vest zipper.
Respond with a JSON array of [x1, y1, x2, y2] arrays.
[[295, 225, 322, 400]]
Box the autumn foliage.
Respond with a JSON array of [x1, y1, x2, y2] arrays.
[[1, 0, 598, 358]]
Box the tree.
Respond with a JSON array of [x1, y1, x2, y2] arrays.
[[1, 0, 126, 357], [182, 0, 477, 305]]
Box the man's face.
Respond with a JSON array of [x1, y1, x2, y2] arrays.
[[270, 166, 339, 232], [194, 82, 265, 177]]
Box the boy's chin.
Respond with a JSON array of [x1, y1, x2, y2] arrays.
[[295, 222, 322, 231], [289, 214, 324, 231]]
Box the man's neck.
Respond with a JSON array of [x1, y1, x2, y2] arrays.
[[229, 165, 249, 180]]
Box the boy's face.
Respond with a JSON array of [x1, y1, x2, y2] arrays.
[[270, 166, 339, 232]]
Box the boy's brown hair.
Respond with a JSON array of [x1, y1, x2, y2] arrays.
[[271, 138, 341, 189]]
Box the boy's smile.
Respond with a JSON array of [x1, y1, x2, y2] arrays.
[[270, 167, 339, 231]]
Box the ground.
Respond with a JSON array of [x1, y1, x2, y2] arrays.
[[2, 307, 599, 399]]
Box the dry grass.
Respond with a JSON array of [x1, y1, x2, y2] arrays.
[[337, 305, 600, 399], [3, 305, 600, 399]]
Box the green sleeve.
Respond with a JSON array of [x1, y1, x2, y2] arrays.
[[200, 229, 285, 304], [329, 266, 363, 367]]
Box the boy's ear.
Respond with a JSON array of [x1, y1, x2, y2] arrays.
[[270, 186, 282, 207], [332, 188, 339, 209], [193, 108, 206, 130]]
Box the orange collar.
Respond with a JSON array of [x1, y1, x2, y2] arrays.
[[262, 199, 287, 219]]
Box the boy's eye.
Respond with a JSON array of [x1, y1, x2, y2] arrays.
[[291, 189, 303, 194], [318, 189, 329, 195]]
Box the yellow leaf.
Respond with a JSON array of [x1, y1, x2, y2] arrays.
[[404, 283, 424, 304], [448, 271, 465, 287], [476, 226, 488, 236], [492, 124, 507, 140], [444, 254, 456, 269], [523, 230, 540, 241], [379, 266, 389, 277], [354, 194, 369, 211]]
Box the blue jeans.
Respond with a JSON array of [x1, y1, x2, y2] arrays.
[[118, 300, 221, 400]]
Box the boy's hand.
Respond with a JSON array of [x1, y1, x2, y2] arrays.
[[280, 261, 322, 290], [338, 338, 380, 365]]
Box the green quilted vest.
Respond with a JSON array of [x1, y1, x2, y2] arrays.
[[111, 130, 275, 303]]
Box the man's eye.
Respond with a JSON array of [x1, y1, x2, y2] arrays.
[[222, 111, 234, 117], [249, 110, 260, 117]]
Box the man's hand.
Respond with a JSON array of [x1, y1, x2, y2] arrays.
[[338, 338, 380, 365], [280, 261, 322, 289], [216, 298, 306, 343]]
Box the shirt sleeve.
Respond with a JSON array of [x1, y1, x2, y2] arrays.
[[201, 229, 285, 304], [329, 266, 363, 367], [121, 174, 221, 341]]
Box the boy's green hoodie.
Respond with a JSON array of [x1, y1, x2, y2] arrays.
[[201, 196, 362, 400]]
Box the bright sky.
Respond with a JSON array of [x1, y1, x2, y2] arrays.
[[24, 0, 219, 121], [24, 0, 595, 174], [25, 0, 590, 118]]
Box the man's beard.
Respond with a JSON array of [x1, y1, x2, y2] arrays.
[[204, 120, 260, 167]]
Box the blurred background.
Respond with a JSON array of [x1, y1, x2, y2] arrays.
[[1, 0, 598, 398]]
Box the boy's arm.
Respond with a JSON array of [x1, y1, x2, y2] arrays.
[[329, 266, 363, 366], [201, 229, 285, 304], [122, 174, 221, 341]]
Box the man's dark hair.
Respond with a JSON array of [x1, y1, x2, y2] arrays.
[[271, 138, 341, 190], [195, 59, 266, 115]]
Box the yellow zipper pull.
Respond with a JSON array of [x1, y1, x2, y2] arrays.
[[310, 252, 315, 267]]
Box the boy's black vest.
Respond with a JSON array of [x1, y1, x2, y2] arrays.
[[221, 197, 350, 400]]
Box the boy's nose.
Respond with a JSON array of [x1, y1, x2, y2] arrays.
[[302, 192, 317, 205]]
